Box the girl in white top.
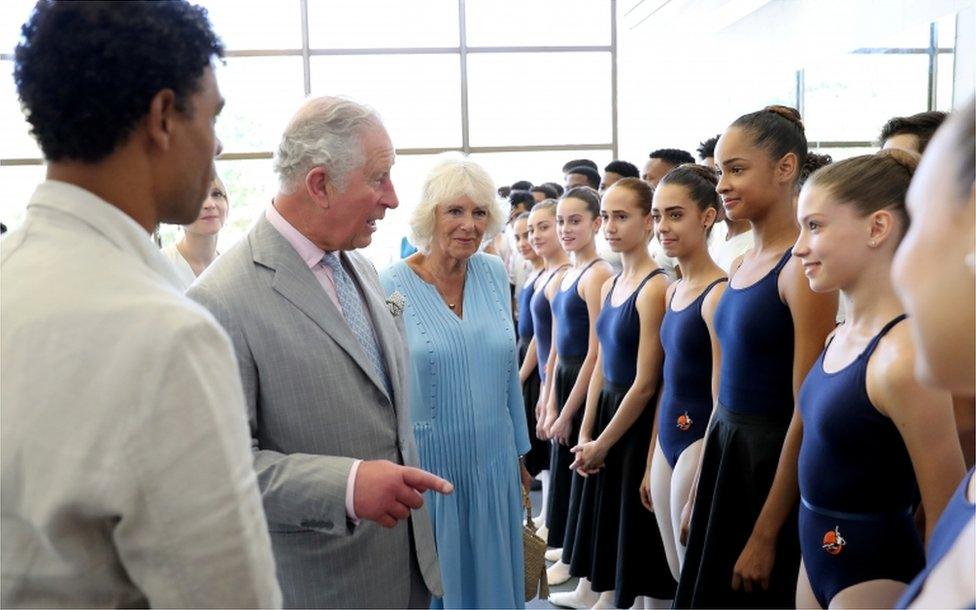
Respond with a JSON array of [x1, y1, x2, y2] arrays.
[[162, 175, 228, 289]]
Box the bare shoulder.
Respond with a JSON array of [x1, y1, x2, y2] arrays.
[[636, 271, 669, 308], [867, 321, 925, 416], [600, 274, 615, 300], [581, 260, 615, 293], [700, 277, 728, 319]]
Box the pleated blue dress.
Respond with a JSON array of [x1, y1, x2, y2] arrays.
[[380, 252, 532, 609]]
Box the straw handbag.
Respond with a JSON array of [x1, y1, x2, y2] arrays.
[[522, 488, 549, 601]]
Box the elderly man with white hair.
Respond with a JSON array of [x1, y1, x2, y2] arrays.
[[188, 96, 452, 608], [379, 156, 533, 609]]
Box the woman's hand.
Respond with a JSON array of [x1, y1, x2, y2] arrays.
[[731, 532, 777, 593], [539, 407, 557, 441], [520, 461, 534, 492], [639, 466, 653, 512], [535, 398, 549, 440], [570, 439, 608, 475], [549, 414, 573, 446]]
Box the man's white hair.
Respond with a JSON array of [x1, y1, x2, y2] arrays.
[[409, 154, 506, 252], [273, 96, 382, 194]]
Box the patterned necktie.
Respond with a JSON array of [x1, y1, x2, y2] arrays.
[[321, 252, 391, 397]]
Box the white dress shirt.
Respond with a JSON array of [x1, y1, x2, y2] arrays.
[[0, 181, 281, 608], [707, 222, 755, 273], [160, 242, 197, 290]]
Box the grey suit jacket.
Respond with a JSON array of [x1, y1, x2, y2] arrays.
[[188, 215, 441, 608]]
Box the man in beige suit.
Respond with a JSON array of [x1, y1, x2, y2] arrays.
[[189, 97, 451, 607], [1, 2, 279, 606]]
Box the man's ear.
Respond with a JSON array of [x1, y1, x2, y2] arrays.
[[305, 166, 333, 210], [145, 88, 178, 152]]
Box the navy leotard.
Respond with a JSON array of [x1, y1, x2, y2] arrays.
[[658, 278, 727, 469], [798, 314, 924, 607], [713, 249, 794, 418], [552, 260, 600, 359], [528, 266, 565, 382], [516, 269, 541, 341], [596, 269, 668, 386]]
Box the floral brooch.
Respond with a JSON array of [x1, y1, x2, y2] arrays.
[[385, 290, 407, 317]]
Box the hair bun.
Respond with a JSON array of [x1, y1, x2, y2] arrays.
[[764, 105, 804, 132], [877, 148, 920, 176], [684, 163, 719, 188], [804, 152, 833, 173]]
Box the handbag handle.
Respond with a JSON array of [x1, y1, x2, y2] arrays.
[[522, 487, 535, 530]]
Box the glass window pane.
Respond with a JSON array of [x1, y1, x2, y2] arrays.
[[358, 154, 450, 270], [938, 13, 957, 48], [937, 52, 954, 111], [467, 149, 613, 191], [804, 54, 929, 142], [465, 0, 611, 47], [467, 52, 611, 147], [857, 20, 931, 48], [0, 0, 35, 55], [195, 0, 301, 50], [309, 55, 462, 149], [308, 0, 459, 49], [0, 60, 41, 159], [0, 163, 45, 230], [811, 146, 875, 162], [215, 57, 305, 153]]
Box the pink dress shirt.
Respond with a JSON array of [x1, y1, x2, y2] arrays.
[[265, 203, 361, 522]]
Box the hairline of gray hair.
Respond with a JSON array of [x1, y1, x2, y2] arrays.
[[273, 97, 382, 194], [409, 155, 506, 253]]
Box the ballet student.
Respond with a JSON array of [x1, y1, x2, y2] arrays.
[[541, 187, 614, 604], [514, 212, 551, 491], [793, 149, 965, 609], [675, 105, 838, 608], [525, 200, 571, 532], [642, 165, 727, 583], [892, 98, 975, 609], [568, 178, 675, 609]]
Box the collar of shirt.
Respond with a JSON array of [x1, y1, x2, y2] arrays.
[[25, 180, 186, 291], [265, 201, 329, 269]]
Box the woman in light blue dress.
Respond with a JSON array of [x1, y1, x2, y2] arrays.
[[379, 156, 532, 609]]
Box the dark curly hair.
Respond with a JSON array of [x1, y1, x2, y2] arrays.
[[15, 0, 224, 163], [566, 165, 601, 189], [697, 135, 720, 161], [604, 160, 640, 179], [878, 111, 948, 154], [648, 148, 696, 166]]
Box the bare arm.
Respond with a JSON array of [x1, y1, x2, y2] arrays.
[[870, 327, 966, 540], [571, 279, 613, 474], [519, 336, 539, 384]]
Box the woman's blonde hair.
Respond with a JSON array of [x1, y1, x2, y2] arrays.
[[409, 154, 505, 252]]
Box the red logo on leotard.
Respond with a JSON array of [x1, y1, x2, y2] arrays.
[[676, 412, 693, 431], [822, 526, 846, 555]]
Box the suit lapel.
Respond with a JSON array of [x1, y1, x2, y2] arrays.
[[250, 217, 392, 403], [349, 254, 403, 409]]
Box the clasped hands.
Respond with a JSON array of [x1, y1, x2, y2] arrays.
[[569, 437, 608, 477], [353, 460, 453, 528]]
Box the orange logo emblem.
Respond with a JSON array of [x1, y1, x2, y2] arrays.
[[822, 526, 846, 555], [676, 412, 693, 431]]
